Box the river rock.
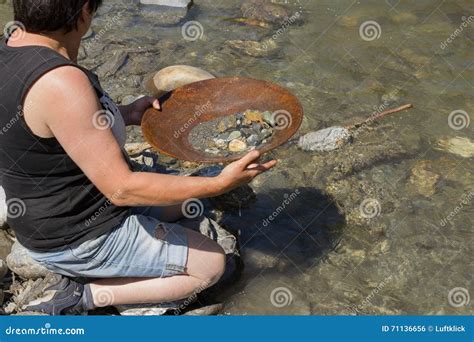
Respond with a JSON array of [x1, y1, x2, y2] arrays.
[[139, 0, 191, 25], [146, 65, 215, 97], [298, 127, 351, 152], [408, 160, 440, 197], [6, 242, 53, 280], [436, 137, 474, 158], [0, 186, 7, 229], [227, 38, 279, 57], [228, 139, 248, 152], [241, 0, 295, 25]]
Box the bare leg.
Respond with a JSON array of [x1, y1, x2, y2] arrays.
[[88, 228, 225, 307]]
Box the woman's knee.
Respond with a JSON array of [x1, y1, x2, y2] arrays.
[[185, 230, 226, 285]]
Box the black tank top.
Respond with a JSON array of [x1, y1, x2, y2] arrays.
[[0, 38, 129, 252]]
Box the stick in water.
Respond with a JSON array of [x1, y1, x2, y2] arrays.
[[347, 104, 413, 130]]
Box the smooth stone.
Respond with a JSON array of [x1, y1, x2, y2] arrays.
[[298, 127, 351, 152], [146, 65, 215, 97], [6, 242, 54, 280], [205, 148, 221, 155], [436, 137, 474, 158], [217, 116, 237, 133], [262, 111, 275, 126], [116, 303, 169, 316], [184, 303, 224, 316], [213, 139, 227, 148], [258, 128, 272, 140], [0, 186, 7, 229], [227, 131, 242, 141], [247, 134, 259, 146], [228, 139, 248, 152]]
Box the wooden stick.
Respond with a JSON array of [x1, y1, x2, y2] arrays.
[[347, 103, 413, 130]]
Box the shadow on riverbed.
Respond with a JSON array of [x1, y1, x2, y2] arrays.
[[217, 187, 345, 291]]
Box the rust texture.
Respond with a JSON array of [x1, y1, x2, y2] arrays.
[[141, 77, 304, 163]]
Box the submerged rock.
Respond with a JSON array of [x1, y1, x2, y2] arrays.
[[241, 0, 296, 25], [146, 65, 215, 97], [6, 242, 53, 280], [408, 160, 440, 197], [298, 127, 351, 152], [436, 137, 474, 158], [139, 0, 191, 25], [227, 38, 279, 57]]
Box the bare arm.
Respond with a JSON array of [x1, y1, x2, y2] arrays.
[[25, 66, 276, 207]]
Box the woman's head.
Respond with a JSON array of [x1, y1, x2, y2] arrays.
[[13, 0, 103, 35]]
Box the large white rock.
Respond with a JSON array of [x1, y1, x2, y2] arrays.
[[139, 0, 192, 25], [0, 186, 7, 229], [146, 65, 215, 97], [140, 0, 191, 7], [6, 242, 53, 280]]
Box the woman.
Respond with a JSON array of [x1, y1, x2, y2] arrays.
[[0, 0, 276, 315]]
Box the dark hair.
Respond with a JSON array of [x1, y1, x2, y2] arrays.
[[13, 0, 103, 33]]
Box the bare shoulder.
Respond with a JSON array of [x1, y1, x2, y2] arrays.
[[24, 65, 100, 137]]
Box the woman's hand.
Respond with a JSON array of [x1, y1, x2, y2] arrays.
[[216, 150, 277, 193], [120, 96, 160, 126]]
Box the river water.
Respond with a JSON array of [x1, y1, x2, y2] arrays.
[[1, 0, 472, 315]]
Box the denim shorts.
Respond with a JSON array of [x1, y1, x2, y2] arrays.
[[28, 207, 189, 279]]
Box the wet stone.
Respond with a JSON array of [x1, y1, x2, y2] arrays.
[[188, 109, 277, 157]]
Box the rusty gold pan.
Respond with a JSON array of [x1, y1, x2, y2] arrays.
[[141, 77, 304, 163]]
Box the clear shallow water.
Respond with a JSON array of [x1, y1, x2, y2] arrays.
[[1, 0, 472, 315]]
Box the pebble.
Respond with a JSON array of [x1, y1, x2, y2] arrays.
[[228, 139, 248, 152], [227, 131, 242, 141]]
